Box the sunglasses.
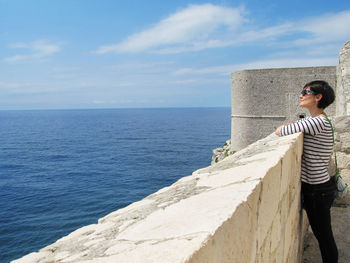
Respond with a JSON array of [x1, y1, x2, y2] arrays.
[[301, 90, 315, 96]]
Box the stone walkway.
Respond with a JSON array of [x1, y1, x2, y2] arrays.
[[302, 198, 350, 263]]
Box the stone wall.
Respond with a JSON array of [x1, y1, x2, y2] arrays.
[[13, 132, 306, 263], [230, 66, 336, 151], [337, 41, 350, 116], [334, 115, 350, 203]]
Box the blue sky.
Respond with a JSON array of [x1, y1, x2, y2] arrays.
[[1, 0, 350, 110]]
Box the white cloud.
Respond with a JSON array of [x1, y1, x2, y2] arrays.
[[3, 40, 62, 63], [95, 5, 350, 55], [236, 57, 338, 69], [0, 81, 28, 89], [95, 4, 244, 54], [173, 57, 338, 76], [294, 10, 350, 45], [0, 81, 60, 94]]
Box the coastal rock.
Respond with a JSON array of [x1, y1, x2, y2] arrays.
[[211, 139, 235, 164]]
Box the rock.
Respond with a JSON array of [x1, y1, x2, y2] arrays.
[[337, 152, 350, 170], [334, 116, 350, 133], [339, 132, 350, 153], [211, 139, 236, 165]]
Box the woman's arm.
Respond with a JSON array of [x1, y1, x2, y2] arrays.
[[275, 116, 326, 137]]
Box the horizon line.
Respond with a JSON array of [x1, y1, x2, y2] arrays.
[[0, 105, 231, 112]]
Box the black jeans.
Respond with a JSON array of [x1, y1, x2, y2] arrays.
[[302, 180, 338, 263]]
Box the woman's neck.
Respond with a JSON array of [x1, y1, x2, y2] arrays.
[[309, 107, 325, 117]]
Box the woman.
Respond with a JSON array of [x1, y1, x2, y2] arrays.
[[275, 80, 338, 263]]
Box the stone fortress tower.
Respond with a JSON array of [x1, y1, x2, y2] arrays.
[[231, 40, 350, 151]]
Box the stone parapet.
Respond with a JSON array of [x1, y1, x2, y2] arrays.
[[13, 132, 306, 263]]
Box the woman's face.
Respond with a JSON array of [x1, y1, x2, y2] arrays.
[[299, 87, 318, 109]]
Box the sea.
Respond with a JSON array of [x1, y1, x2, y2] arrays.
[[0, 107, 231, 263]]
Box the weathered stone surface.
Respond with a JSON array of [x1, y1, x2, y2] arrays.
[[337, 40, 350, 116], [334, 115, 350, 133], [337, 152, 350, 169]]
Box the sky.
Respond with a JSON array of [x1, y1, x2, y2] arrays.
[[1, 0, 350, 110]]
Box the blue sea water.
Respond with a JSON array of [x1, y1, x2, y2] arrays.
[[0, 107, 231, 262]]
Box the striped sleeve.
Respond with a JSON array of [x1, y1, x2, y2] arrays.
[[280, 116, 326, 136]]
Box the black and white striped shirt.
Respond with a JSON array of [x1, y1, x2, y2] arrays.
[[280, 116, 333, 184]]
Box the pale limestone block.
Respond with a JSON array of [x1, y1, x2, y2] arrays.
[[283, 219, 295, 262], [259, 231, 272, 263], [83, 238, 105, 248], [188, 187, 261, 263], [274, 234, 285, 263], [196, 162, 266, 189], [76, 236, 207, 263], [286, 225, 303, 263], [61, 252, 88, 263], [98, 199, 154, 223], [282, 197, 300, 263], [117, 219, 136, 233], [281, 132, 302, 201], [257, 162, 282, 252], [235, 147, 285, 165], [280, 147, 293, 200], [11, 251, 50, 263], [176, 173, 197, 183], [270, 212, 282, 253], [277, 193, 290, 261], [104, 241, 137, 256], [245, 184, 261, 263], [56, 224, 96, 243], [117, 182, 255, 242], [92, 222, 114, 235], [54, 251, 70, 261], [287, 149, 301, 209], [280, 193, 289, 226], [288, 179, 301, 211], [157, 200, 173, 208]]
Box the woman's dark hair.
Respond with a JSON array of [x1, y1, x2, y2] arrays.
[[303, 80, 335, 109]]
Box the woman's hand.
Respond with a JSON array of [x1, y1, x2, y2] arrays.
[[275, 122, 295, 137], [275, 125, 283, 137]]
